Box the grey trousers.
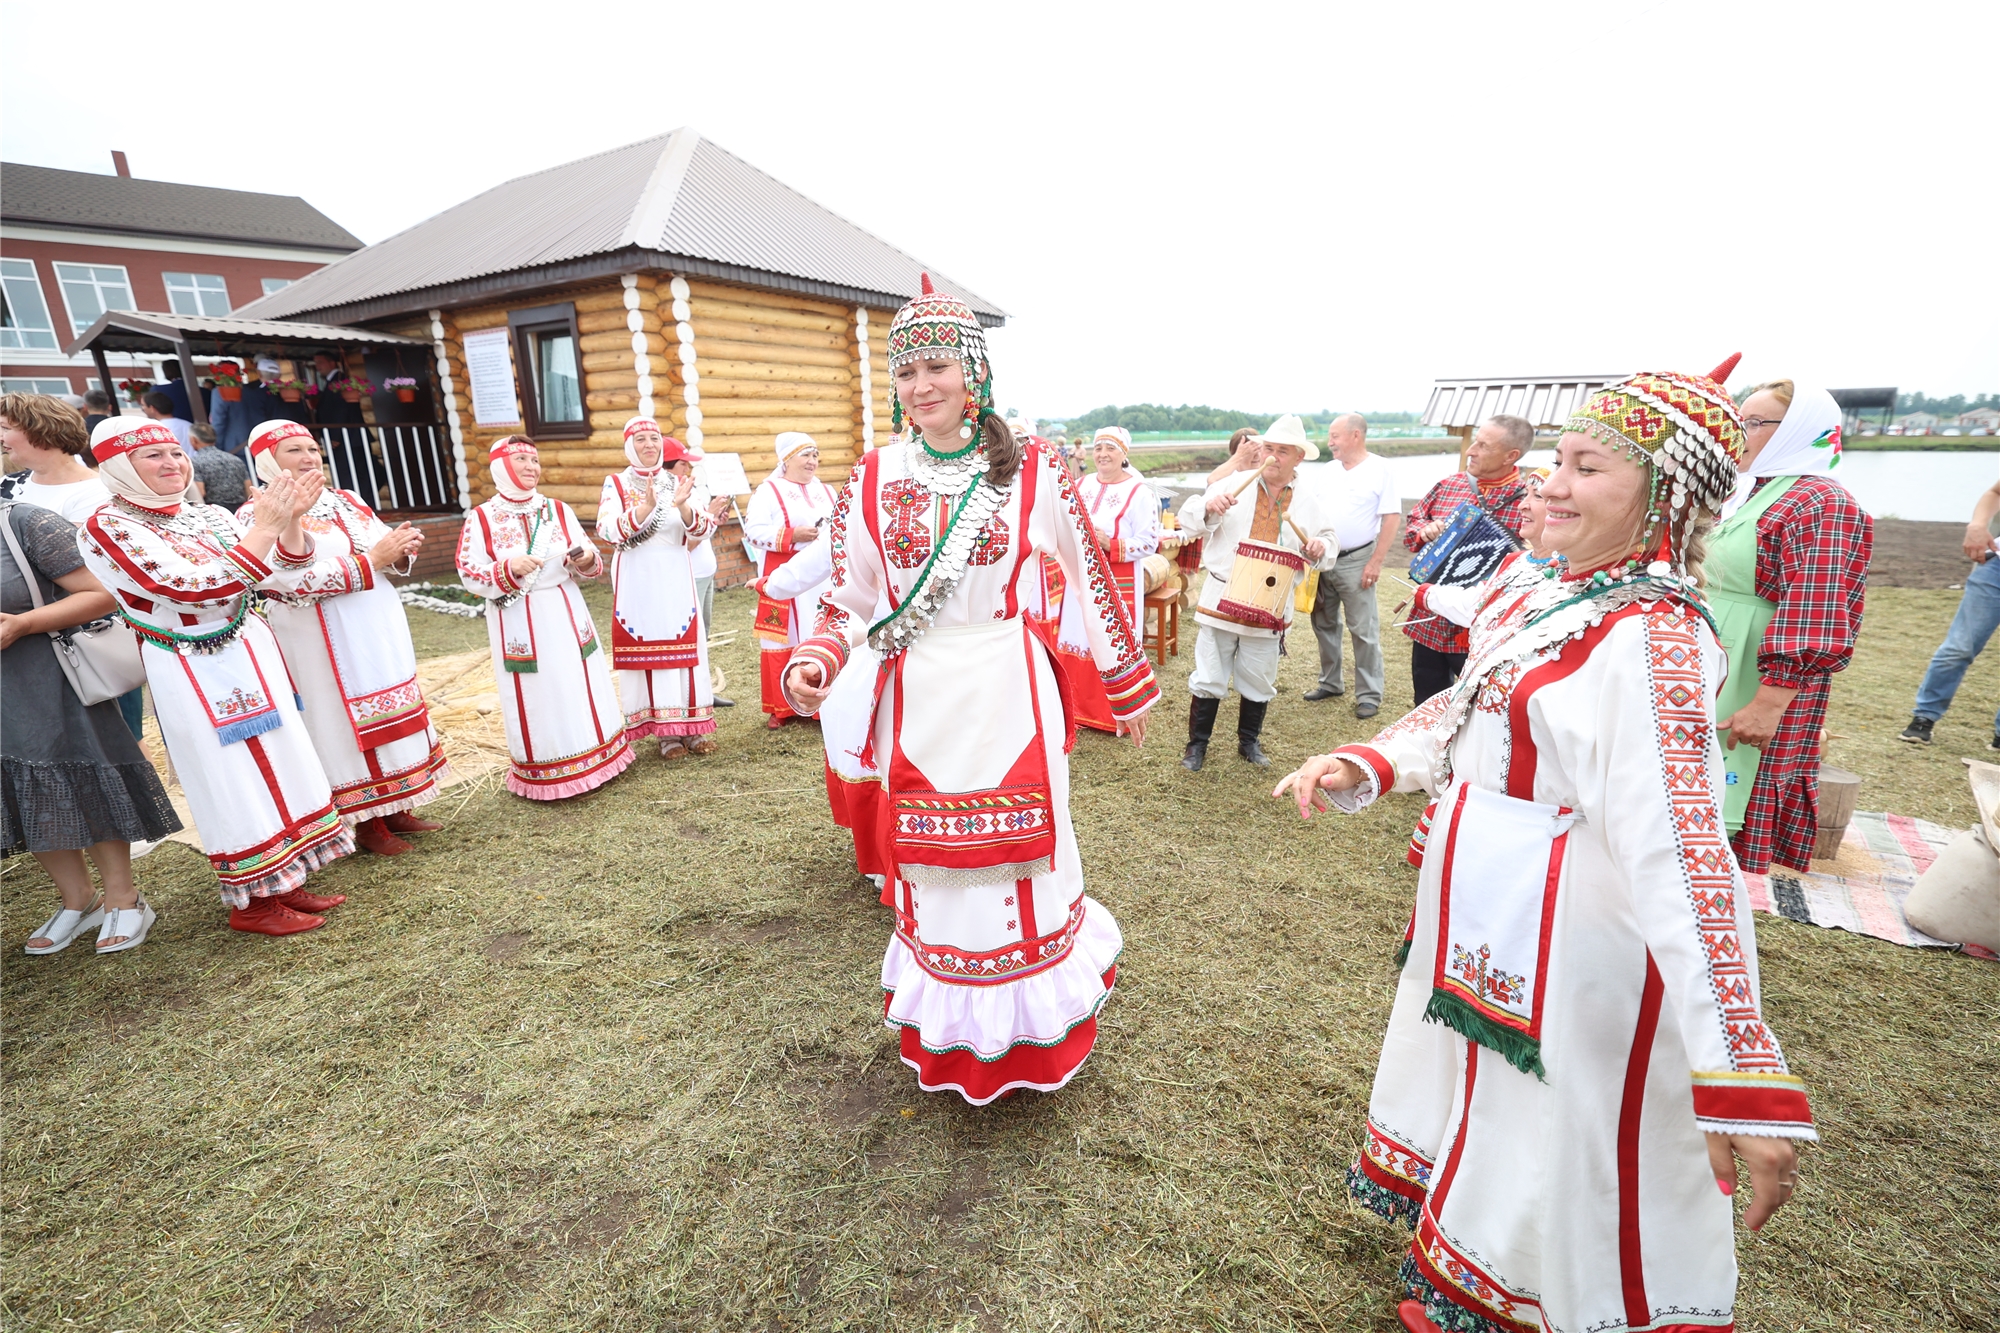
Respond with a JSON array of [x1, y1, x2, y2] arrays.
[[695, 576, 715, 639], [1310, 544, 1385, 706]]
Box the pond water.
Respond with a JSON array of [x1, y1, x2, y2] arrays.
[[1152, 450, 1987, 524]]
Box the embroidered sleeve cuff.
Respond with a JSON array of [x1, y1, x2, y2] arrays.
[[1691, 1071, 1817, 1140], [270, 536, 315, 570], [224, 543, 273, 583], [1329, 745, 1391, 812], [356, 555, 376, 592], [1102, 656, 1159, 720], [491, 560, 519, 596], [783, 637, 847, 715]]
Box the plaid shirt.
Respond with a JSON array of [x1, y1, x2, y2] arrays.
[[1731, 475, 1874, 873], [1401, 470, 1530, 653]]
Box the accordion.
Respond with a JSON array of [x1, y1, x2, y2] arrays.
[[1407, 502, 1522, 587]]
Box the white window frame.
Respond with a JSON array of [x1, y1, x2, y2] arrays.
[[163, 271, 232, 317], [51, 262, 135, 335], [0, 377, 77, 395], [260, 276, 294, 297], [0, 258, 61, 351]]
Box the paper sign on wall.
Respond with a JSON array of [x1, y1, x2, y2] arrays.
[[462, 328, 521, 427], [692, 451, 751, 497]]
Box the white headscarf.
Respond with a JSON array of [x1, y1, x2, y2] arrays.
[[489, 436, 538, 503], [623, 416, 664, 477], [775, 432, 817, 469], [247, 419, 317, 485], [1745, 385, 1845, 481], [90, 417, 187, 513]]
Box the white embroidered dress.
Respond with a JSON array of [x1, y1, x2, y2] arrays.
[[1327, 555, 1817, 1333], [596, 470, 717, 740], [235, 489, 447, 821], [456, 495, 634, 799], [785, 439, 1160, 1104], [78, 499, 355, 904], [744, 475, 837, 718]]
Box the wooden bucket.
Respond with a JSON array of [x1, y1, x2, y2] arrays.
[[1813, 765, 1862, 860]]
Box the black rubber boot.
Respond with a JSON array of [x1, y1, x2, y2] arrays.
[[1237, 698, 1271, 767], [1183, 696, 1220, 771]]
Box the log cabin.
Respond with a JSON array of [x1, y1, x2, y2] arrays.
[[236, 129, 1004, 583]]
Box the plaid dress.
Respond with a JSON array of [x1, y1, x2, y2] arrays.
[[1401, 471, 1530, 654], [1730, 475, 1873, 873]]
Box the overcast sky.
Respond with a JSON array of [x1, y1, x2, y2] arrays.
[[5, 1, 1993, 422]]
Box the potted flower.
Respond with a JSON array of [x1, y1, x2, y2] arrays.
[[269, 377, 316, 403], [337, 374, 375, 403], [384, 375, 419, 404], [116, 378, 153, 408], [210, 362, 244, 402]]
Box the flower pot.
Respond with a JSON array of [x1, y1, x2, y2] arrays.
[[279, 389, 303, 403], [395, 388, 416, 403], [219, 385, 243, 402]]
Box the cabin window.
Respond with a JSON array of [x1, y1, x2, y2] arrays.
[[1, 259, 59, 350], [507, 302, 586, 438]]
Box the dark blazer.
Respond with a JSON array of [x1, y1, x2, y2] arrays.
[[314, 369, 366, 424]]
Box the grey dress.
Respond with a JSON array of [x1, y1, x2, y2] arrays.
[[0, 502, 180, 854]]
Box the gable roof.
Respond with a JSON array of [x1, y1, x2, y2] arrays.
[[234, 130, 1003, 326], [0, 162, 363, 252]]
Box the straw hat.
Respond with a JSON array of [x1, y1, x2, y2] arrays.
[[1255, 414, 1320, 461]]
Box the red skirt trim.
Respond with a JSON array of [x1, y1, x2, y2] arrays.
[[760, 649, 797, 721], [889, 965, 1116, 1105]]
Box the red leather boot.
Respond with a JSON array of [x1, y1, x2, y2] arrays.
[[354, 818, 414, 856], [385, 811, 442, 834], [275, 887, 347, 913], [229, 898, 325, 935]]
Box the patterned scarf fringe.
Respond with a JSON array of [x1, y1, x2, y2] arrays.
[[1345, 1160, 1421, 1228], [1422, 990, 1546, 1081], [1397, 1254, 1518, 1333], [1393, 938, 1412, 968]]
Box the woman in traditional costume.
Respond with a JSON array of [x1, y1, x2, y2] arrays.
[[238, 421, 448, 856], [782, 276, 1160, 1105], [1052, 426, 1159, 733], [77, 419, 355, 935], [597, 417, 719, 760], [1276, 366, 1815, 1333], [457, 435, 634, 800], [1708, 380, 1872, 874], [745, 431, 837, 729]]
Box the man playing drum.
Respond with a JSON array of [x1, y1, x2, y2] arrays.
[[1176, 415, 1339, 771]]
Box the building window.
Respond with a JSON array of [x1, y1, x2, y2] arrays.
[[261, 277, 293, 297], [1, 259, 60, 351], [507, 302, 586, 438], [51, 262, 134, 335], [163, 272, 231, 316], [0, 377, 76, 395]]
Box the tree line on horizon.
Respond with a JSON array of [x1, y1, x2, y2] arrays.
[[1058, 403, 1422, 433], [1891, 391, 1998, 417]]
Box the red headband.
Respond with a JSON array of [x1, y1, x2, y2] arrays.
[[624, 417, 661, 442], [92, 421, 179, 462], [489, 439, 537, 461], [247, 421, 315, 457]]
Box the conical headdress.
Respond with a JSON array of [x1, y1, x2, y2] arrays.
[[885, 273, 992, 434]]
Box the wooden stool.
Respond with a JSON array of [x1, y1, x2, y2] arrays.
[[1144, 590, 1179, 664]]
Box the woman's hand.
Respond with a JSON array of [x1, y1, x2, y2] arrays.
[[708, 495, 731, 519], [1271, 754, 1367, 819], [292, 469, 324, 517], [0, 612, 19, 651], [1115, 711, 1148, 748], [506, 555, 543, 582], [672, 473, 695, 507], [1721, 683, 1800, 750], [367, 523, 423, 571], [631, 474, 657, 526], [1706, 1132, 1800, 1232], [785, 661, 829, 714], [250, 474, 299, 533], [565, 544, 603, 579]]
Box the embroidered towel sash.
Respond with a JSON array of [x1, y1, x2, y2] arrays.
[[149, 614, 287, 746], [315, 577, 430, 751], [1428, 781, 1577, 1078], [497, 581, 597, 674], [886, 617, 1056, 887]]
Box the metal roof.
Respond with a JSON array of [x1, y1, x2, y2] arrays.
[[234, 130, 1004, 326], [65, 310, 427, 356], [1, 162, 363, 252], [1422, 374, 1627, 430], [1829, 387, 1898, 411]]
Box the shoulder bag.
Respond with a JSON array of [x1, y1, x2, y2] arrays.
[[1, 505, 148, 706]]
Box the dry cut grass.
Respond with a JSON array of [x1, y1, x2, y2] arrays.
[[2, 585, 1996, 1331]]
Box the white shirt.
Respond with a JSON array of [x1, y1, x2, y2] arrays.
[[15, 473, 111, 523], [154, 417, 192, 449], [1316, 451, 1400, 552]]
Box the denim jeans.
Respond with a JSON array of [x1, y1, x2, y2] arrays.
[[1913, 556, 2000, 733]]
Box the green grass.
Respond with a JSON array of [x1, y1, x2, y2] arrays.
[[3, 587, 1996, 1330]]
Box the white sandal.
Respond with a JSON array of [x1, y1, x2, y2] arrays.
[[25, 899, 105, 955], [96, 901, 156, 955]]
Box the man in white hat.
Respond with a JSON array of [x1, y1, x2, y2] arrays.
[[1175, 414, 1340, 770]]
